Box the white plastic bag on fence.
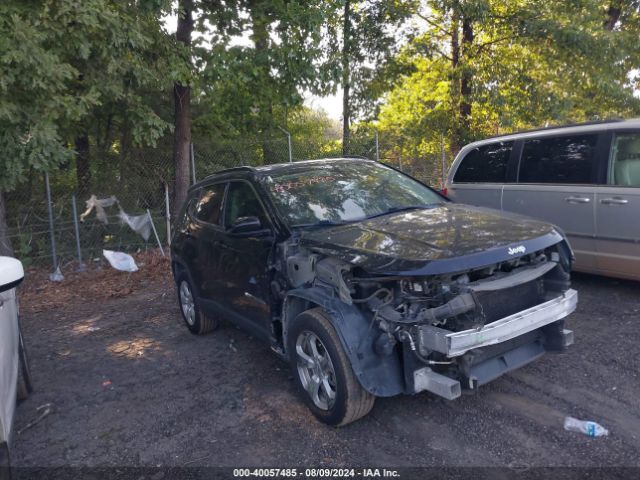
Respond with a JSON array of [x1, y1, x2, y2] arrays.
[[103, 250, 138, 272], [80, 195, 118, 224], [118, 210, 152, 241]]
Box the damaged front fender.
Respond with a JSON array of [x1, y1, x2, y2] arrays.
[[282, 287, 404, 397]]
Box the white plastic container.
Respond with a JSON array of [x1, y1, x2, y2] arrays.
[[564, 416, 609, 437]]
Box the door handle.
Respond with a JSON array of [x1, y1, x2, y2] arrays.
[[600, 197, 629, 205], [565, 196, 591, 204]]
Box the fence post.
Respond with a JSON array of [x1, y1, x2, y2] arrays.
[[165, 183, 171, 246], [147, 209, 165, 257], [375, 131, 380, 162], [44, 172, 63, 281], [71, 195, 86, 272], [441, 131, 446, 189], [190, 142, 196, 184], [277, 126, 292, 163]]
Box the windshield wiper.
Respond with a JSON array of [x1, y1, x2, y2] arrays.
[[364, 204, 436, 220], [294, 219, 353, 228]]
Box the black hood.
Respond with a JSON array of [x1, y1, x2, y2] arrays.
[[299, 203, 564, 276]]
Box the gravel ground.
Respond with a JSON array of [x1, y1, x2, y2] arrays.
[[10, 263, 640, 469]]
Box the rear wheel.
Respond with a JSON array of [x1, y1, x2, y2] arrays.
[[177, 274, 218, 334], [288, 308, 375, 426], [16, 328, 32, 402]]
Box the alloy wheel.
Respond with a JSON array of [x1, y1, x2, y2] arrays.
[[295, 330, 337, 410], [179, 281, 196, 326]]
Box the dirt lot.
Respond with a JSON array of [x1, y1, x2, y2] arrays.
[[10, 252, 640, 468]]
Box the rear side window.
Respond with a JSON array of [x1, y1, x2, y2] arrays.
[[519, 134, 598, 184], [610, 132, 640, 186], [193, 184, 226, 225], [453, 142, 512, 183]]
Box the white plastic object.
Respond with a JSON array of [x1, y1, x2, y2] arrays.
[[103, 250, 138, 272], [564, 416, 609, 437], [0, 256, 24, 290]]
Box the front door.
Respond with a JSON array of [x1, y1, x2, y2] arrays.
[[217, 181, 275, 340], [595, 131, 640, 279]]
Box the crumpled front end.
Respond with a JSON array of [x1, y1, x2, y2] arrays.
[[279, 235, 577, 399], [348, 242, 576, 398]]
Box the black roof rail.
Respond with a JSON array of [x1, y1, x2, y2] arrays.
[[482, 118, 625, 140], [191, 165, 256, 187]]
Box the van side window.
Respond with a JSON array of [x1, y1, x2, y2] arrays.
[[519, 135, 597, 184], [453, 142, 512, 183], [194, 184, 226, 225], [610, 133, 640, 186]]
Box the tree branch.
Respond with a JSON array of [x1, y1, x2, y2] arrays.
[[475, 35, 515, 54], [416, 12, 452, 36]]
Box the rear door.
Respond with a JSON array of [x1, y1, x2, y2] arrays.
[[501, 133, 602, 273], [190, 183, 227, 301], [594, 130, 640, 279], [447, 141, 513, 210]]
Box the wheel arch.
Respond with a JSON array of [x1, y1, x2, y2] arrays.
[[282, 287, 404, 397]]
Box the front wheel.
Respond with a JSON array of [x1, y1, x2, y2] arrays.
[[288, 308, 375, 426]]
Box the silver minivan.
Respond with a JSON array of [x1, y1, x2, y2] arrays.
[[445, 119, 640, 281]]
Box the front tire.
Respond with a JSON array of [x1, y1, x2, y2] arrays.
[[288, 308, 375, 426], [176, 274, 218, 334]]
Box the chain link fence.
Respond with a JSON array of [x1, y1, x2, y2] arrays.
[[3, 131, 450, 274], [3, 148, 173, 272]]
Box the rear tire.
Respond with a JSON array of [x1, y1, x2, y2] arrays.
[[288, 308, 375, 426], [16, 328, 32, 402], [0, 441, 10, 471], [176, 274, 218, 334]]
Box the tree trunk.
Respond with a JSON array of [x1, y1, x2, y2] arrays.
[[459, 17, 473, 130], [119, 119, 132, 182], [604, 2, 622, 30], [451, 12, 459, 69], [173, 0, 194, 212], [341, 0, 352, 156], [249, 2, 276, 163], [75, 133, 91, 195], [450, 11, 461, 153], [0, 191, 13, 256]]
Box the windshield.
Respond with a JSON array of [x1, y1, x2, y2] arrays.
[[262, 161, 445, 226]]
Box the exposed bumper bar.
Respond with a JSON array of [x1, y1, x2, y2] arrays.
[[418, 289, 578, 357]]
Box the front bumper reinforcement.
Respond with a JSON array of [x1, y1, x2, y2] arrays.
[[417, 288, 578, 358]]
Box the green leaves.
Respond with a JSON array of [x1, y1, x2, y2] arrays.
[[377, 0, 640, 163], [0, 0, 176, 191]]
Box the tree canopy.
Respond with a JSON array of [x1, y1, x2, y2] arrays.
[[1, 0, 639, 191], [377, 0, 640, 162], [0, 0, 175, 192]]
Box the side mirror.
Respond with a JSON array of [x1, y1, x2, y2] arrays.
[[229, 216, 264, 235], [0, 257, 25, 293]]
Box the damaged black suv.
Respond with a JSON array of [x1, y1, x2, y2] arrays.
[[171, 159, 577, 426]]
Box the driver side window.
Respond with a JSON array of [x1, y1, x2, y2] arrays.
[[224, 182, 269, 229]]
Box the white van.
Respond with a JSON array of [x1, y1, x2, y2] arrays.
[[0, 257, 31, 466]]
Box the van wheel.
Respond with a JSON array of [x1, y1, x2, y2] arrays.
[[288, 308, 375, 426], [17, 328, 33, 401], [177, 275, 218, 334]]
